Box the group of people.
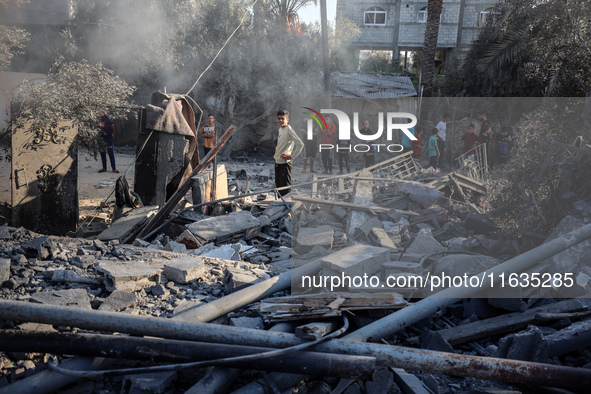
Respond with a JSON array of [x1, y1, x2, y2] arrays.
[[459, 112, 512, 169], [299, 116, 383, 176]]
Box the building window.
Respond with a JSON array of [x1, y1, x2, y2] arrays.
[[364, 6, 387, 26], [417, 7, 427, 23], [480, 7, 500, 26]]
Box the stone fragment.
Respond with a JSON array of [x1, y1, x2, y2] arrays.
[[97, 261, 161, 292], [30, 289, 92, 309], [547, 319, 591, 357], [296, 226, 334, 252], [21, 236, 50, 259], [201, 244, 241, 261], [224, 267, 263, 293], [175, 229, 202, 250], [495, 325, 550, 363], [188, 211, 261, 244], [16, 322, 57, 333], [369, 227, 396, 249], [150, 284, 168, 296], [0, 258, 10, 284], [420, 329, 455, 353], [51, 270, 101, 285], [321, 244, 390, 279], [405, 233, 446, 255], [99, 290, 137, 312], [163, 256, 208, 284], [71, 255, 96, 269]]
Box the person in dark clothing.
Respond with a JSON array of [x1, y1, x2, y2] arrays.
[[412, 126, 424, 160], [98, 110, 118, 173], [320, 115, 335, 174], [494, 125, 512, 166], [461, 123, 483, 159], [336, 127, 351, 174], [479, 124, 493, 168]]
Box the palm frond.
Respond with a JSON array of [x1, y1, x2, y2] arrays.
[[477, 26, 528, 74]]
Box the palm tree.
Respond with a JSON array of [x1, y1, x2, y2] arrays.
[[268, 0, 317, 19], [421, 0, 443, 97]]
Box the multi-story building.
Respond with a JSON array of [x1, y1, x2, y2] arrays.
[[336, 0, 500, 67]]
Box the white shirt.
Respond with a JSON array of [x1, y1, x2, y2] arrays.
[[274, 125, 304, 164], [436, 120, 447, 141]]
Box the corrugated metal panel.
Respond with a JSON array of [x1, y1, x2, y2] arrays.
[[331, 72, 417, 98]]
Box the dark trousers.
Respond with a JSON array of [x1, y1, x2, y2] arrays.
[[321, 150, 332, 173], [429, 155, 438, 169], [275, 162, 292, 196], [338, 152, 350, 173], [100, 139, 116, 171], [365, 154, 375, 168]]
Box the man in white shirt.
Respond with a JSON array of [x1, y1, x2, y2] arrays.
[[274, 109, 304, 196], [436, 113, 451, 168]]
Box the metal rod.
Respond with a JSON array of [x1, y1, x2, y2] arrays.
[[0, 330, 375, 380]]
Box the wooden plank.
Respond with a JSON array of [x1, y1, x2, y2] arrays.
[[405, 298, 591, 346], [290, 195, 418, 216]]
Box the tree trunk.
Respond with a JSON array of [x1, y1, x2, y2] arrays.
[[421, 0, 443, 97]]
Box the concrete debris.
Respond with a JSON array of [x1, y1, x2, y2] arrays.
[[162, 256, 207, 284], [96, 261, 161, 292], [3, 151, 591, 394], [98, 290, 137, 312], [30, 289, 92, 309]]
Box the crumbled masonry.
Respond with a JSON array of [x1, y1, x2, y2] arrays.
[[1, 147, 591, 394]]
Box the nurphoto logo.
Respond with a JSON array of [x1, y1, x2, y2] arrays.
[[303, 108, 417, 153]]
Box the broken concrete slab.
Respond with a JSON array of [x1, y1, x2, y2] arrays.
[[175, 229, 201, 250], [295, 226, 334, 252], [547, 318, 591, 357], [162, 256, 207, 284], [369, 228, 396, 249], [71, 255, 96, 269], [201, 244, 241, 261], [420, 329, 455, 353], [261, 202, 290, 222], [495, 325, 550, 363], [431, 254, 498, 278], [321, 244, 390, 278], [405, 233, 446, 255], [224, 267, 264, 293], [99, 290, 137, 312], [97, 261, 161, 292], [30, 289, 92, 309], [97, 206, 157, 244], [0, 258, 10, 284], [382, 261, 423, 277], [187, 211, 261, 245], [21, 236, 50, 259]]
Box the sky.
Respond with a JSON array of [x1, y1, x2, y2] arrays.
[[297, 0, 337, 25]]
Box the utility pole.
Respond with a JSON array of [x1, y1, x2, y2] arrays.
[[320, 0, 331, 109]]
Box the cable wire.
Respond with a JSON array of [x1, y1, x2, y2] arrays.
[[48, 315, 349, 378]]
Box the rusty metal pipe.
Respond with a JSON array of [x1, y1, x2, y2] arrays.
[[0, 330, 375, 380], [1, 301, 591, 391]]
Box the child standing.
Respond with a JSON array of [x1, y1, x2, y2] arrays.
[[412, 127, 424, 160]]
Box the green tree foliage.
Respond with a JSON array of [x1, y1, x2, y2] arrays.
[[14, 58, 135, 153], [447, 0, 591, 97], [359, 51, 398, 75], [0, 0, 29, 71]]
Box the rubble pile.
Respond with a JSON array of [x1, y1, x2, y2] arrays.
[[1, 151, 591, 393]]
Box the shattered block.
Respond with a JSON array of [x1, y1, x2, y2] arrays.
[[495, 326, 550, 363], [30, 289, 92, 309], [175, 229, 201, 250], [369, 228, 396, 249], [97, 261, 161, 292], [187, 211, 261, 245], [382, 261, 423, 277], [405, 233, 446, 255], [163, 256, 208, 284], [0, 258, 10, 284], [99, 290, 137, 312], [321, 244, 390, 279], [296, 226, 334, 252], [224, 267, 263, 293]]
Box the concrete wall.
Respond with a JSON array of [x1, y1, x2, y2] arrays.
[[339, 0, 499, 54]]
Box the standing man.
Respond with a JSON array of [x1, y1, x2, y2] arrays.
[[98, 110, 118, 173], [301, 120, 318, 173], [320, 115, 335, 174], [461, 123, 483, 160], [198, 114, 216, 159], [274, 110, 304, 196], [436, 113, 450, 169]]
